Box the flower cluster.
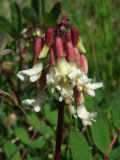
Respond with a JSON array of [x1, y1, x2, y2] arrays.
[[17, 17, 103, 126]]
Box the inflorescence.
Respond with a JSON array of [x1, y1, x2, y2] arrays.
[[17, 17, 103, 126]]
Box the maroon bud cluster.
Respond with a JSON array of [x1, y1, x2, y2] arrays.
[[33, 16, 87, 73], [45, 28, 54, 47], [66, 42, 75, 62], [74, 88, 83, 105], [37, 70, 46, 89], [71, 27, 80, 46], [34, 37, 43, 58], [50, 47, 56, 66], [55, 37, 64, 58]]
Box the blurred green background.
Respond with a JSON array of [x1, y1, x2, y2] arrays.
[[0, 0, 120, 160]]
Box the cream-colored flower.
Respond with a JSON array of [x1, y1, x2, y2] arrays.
[[76, 74, 103, 97], [68, 62, 82, 80], [46, 67, 61, 85], [69, 104, 97, 126], [56, 57, 71, 77], [23, 91, 46, 112], [77, 104, 97, 126], [57, 81, 73, 103], [83, 82, 103, 97], [17, 60, 43, 82], [46, 66, 61, 93]]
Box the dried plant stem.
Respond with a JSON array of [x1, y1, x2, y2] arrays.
[[103, 128, 120, 160], [54, 101, 65, 160]]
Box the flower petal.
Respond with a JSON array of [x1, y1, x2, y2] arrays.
[[23, 99, 35, 105], [39, 45, 49, 59], [86, 82, 103, 90], [56, 57, 71, 76], [17, 62, 43, 82], [30, 73, 41, 82]]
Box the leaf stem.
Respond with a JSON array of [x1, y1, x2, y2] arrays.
[[54, 101, 65, 160], [103, 128, 120, 160]]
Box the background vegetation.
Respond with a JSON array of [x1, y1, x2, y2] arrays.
[[0, 0, 120, 159]]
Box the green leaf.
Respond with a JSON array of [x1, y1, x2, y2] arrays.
[[15, 127, 30, 144], [28, 113, 40, 129], [111, 91, 120, 128], [110, 147, 120, 159], [70, 128, 93, 160], [46, 110, 58, 126], [38, 125, 54, 137], [27, 156, 42, 160], [31, 0, 40, 18], [94, 90, 105, 103], [29, 138, 45, 149], [91, 106, 111, 153], [11, 2, 22, 34], [28, 113, 53, 136], [0, 16, 16, 37], [50, 2, 61, 20], [44, 0, 53, 13], [4, 140, 20, 160], [44, 2, 61, 27], [22, 7, 38, 25]]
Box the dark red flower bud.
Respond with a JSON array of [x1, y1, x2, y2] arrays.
[[74, 47, 81, 67], [34, 37, 42, 58], [79, 54, 88, 74], [45, 28, 54, 47], [66, 42, 75, 61], [66, 32, 72, 42], [37, 70, 46, 89], [74, 88, 83, 105], [71, 27, 79, 46], [55, 37, 64, 58], [50, 47, 56, 66]]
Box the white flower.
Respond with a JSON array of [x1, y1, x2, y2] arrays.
[[46, 67, 61, 85], [84, 82, 103, 97], [46, 67, 61, 93], [23, 91, 46, 112], [57, 81, 73, 103], [68, 62, 82, 80], [17, 60, 43, 82], [76, 74, 103, 97], [69, 104, 97, 126], [56, 57, 71, 77], [77, 104, 97, 126]]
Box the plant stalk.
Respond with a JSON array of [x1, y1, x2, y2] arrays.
[[54, 101, 65, 160]]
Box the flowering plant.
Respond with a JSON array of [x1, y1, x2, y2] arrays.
[[17, 17, 103, 159]]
